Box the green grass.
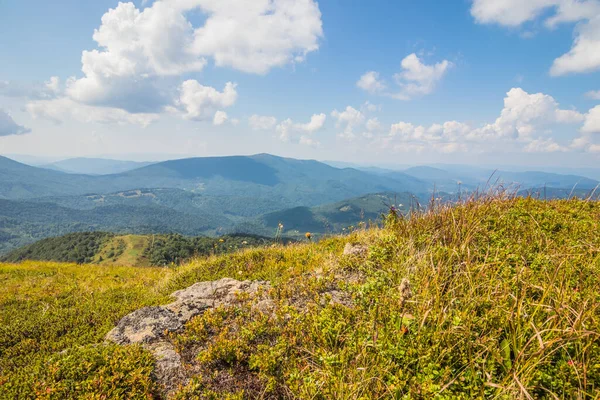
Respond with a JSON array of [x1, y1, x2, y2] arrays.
[[1, 197, 599, 399]]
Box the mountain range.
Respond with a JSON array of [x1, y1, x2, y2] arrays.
[[1, 153, 598, 255]]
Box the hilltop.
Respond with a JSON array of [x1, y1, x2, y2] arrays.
[[1, 197, 599, 398]]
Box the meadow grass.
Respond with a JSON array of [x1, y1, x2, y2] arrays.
[[0, 197, 599, 399]]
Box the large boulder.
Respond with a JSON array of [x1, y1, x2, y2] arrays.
[[105, 278, 271, 396], [106, 278, 270, 346]]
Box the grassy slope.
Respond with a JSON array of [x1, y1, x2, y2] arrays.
[[1, 197, 599, 398]]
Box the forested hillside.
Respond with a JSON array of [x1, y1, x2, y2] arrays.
[[2, 232, 288, 266]]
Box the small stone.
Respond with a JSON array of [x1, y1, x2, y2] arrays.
[[343, 243, 368, 257]]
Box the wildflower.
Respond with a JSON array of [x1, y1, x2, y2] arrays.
[[242, 241, 248, 245], [305, 232, 312, 241], [219, 239, 224, 243]]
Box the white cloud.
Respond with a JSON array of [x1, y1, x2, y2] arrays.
[[331, 106, 365, 139], [190, 0, 323, 74], [362, 101, 381, 113], [66, 1, 207, 113], [585, 90, 600, 99], [471, 0, 557, 26], [45, 77, 61, 95], [249, 114, 277, 130], [356, 71, 386, 93], [275, 113, 326, 144], [170, 80, 237, 121], [570, 135, 591, 149], [366, 117, 383, 132], [53, 0, 322, 120], [471, 0, 600, 76], [551, 16, 600, 76], [370, 88, 588, 154], [479, 88, 584, 139], [582, 105, 600, 133], [296, 113, 326, 133], [299, 135, 320, 147], [524, 137, 565, 152], [0, 80, 60, 100], [0, 109, 31, 136], [391, 53, 452, 100], [213, 110, 228, 126], [357, 54, 452, 100], [590, 144, 600, 152], [26, 97, 158, 127]]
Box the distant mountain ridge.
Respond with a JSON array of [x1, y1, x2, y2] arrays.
[[42, 158, 154, 175], [0, 154, 432, 206]]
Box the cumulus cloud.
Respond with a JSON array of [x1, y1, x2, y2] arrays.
[[471, 0, 600, 76], [524, 138, 565, 152], [368, 88, 589, 154], [65, 1, 207, 113], [356, 71, 386, 93], [276, 113, 326, 145], [295, 113, 326, 133], [357, 54, 452, 100], [391, 54, 452, 100], [479, 88, 585, 139], [26, 98, 158, 127], [361, 101, 381, 113], [170, 80, 237, 121], [190, 0, 323, 74], [45, 77, 61, 95], [65, 0, 321, 110], [213, 110, 228, 126], [551, 15, 600, 76], [585, 90, 600, 99], [0, 78, 61, 100], [0, 109, 31, 136], [249, 114, 277, 130], [29, 0, 322, 125], [331, 106, 365, 139], [366, 118, 383, 133], [582, 105, 600, 133]]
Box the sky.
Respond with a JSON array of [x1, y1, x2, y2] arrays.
[[0, 0, 599, 167]]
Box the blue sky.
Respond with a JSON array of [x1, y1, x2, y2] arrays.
[[0, 0, 599, 167]]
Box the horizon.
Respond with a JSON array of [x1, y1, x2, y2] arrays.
[[4, 152, 600, 180], [0, 1, 599, 168]]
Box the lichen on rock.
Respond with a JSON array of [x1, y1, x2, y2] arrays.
[[105, 278, 271, 396]]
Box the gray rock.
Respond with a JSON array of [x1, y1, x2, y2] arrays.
[[147, 341, 186, 395], [105, 278, 271, 397], [106, 278, 270, 346], [105, 307, 183, 345]]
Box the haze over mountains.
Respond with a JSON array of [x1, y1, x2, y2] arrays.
[[1, 153, 598, 254], [42, 158, 154, 175]]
